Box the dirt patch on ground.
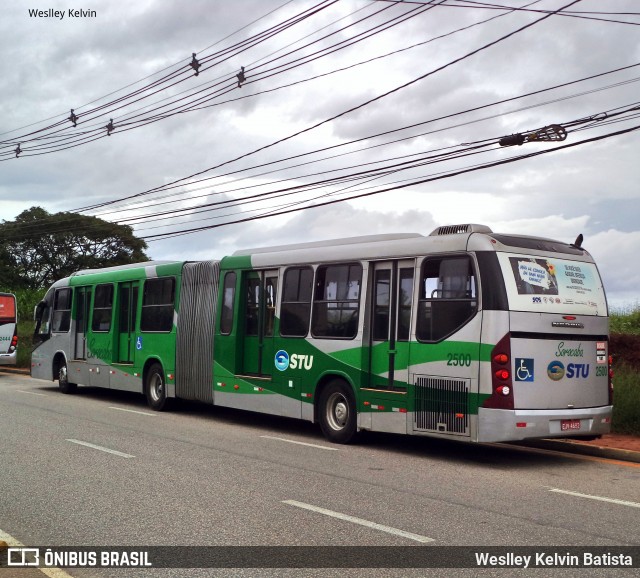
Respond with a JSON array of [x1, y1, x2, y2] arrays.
[[569, 433, 640, 453], [610, 333, 640, 370]]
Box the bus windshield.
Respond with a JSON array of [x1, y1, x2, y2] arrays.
[[496, 252, 607, 316]]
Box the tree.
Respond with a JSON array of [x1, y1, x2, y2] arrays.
[[0, 206, 149, 289]]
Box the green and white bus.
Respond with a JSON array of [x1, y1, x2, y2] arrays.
[[32, 224, 613, 444], [0, 292, 18, 366]]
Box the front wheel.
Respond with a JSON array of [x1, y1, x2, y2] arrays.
[[58, 360, 77, 394], [145, 362, 169, 411], [318, 380, 357, 444]]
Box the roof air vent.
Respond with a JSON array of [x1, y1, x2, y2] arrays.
[[429, 224, 493, 236]]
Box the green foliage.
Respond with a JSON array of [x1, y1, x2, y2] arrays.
[[612, 364, 640, 435], [16, 319, 33, 368], [0, 206, 148, 290], [610, 302, 640, 335]]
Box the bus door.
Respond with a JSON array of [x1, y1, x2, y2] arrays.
[[369, 260, 415, 390], [240, 270, 278, 377], [412, 255, 480, 437], [73, 286, 91, 360], [117, 281, 139, 364]]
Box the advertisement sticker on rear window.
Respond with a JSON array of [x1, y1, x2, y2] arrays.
[[497, 253, 607, 315]]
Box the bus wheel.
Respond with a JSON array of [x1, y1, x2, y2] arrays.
[[319, 380, 357, 444], [58, 361, 77, 394], [145, 363, 168, 411]]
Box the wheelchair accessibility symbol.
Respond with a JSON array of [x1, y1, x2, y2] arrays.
[[136, 337, 143, 351], [515, 358, 534, 381]]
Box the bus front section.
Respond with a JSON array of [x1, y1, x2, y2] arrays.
[[473, 233, 612, 443]]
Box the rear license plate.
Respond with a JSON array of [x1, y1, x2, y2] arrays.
[[561, 419, 581, 431]]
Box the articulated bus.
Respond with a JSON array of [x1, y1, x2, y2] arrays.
[[31, 224, 613, 443], [1, 292, 18, 366]]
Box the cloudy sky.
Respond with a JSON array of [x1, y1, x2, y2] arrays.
[[1, 0, 639, 306]]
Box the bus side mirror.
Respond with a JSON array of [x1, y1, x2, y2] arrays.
[[33, 301, 51, 342]]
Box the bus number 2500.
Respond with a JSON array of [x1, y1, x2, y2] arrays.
[[447, 353, 472, 367]]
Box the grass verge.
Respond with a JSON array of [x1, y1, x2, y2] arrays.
[[612, 363, 640, 435]]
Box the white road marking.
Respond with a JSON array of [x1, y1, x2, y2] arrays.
[[66, 439, 134, 458], [548, 488, 640, 509], [283, 500, 435, 543], [16, 390, 47, 396], [0, 527, 74, 578], [109, 406, 157, 417], [260, 435, 339, 451]]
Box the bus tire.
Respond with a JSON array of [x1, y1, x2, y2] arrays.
[[145, 362, 168, 411], [58, 361, 77, 394], [318, 380, 357, 444]]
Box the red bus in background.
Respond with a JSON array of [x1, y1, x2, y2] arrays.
[[0, 293, 18, 366]]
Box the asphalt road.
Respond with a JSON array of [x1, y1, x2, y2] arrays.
[[1, 371, 639, 578]]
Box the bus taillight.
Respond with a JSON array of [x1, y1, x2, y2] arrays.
[[9, 331, 18, 352], [483, 333, 514, 410]]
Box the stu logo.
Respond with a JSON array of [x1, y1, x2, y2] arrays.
[[275, 350, 289, 371], [566, 363, 589, 379], [547, 361, 590, 380], [290, 354, 314, 370], [274, 350, 314, 371]]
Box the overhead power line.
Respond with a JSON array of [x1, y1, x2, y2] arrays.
[[375, 0, 640, 26], [140, 123, 640, 240], [7, 97, 639, 243], [74, 0, 581, 214], [0, 0, 339, 152]]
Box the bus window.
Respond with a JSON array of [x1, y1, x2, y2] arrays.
[[220, 272, 236, 335], [312, 263, 362, 339], [416, 256, 477, 342], [141, 278, 175, 332], [0, 294, 16, 324], [372, 269, 390, 341], [496, 252, 608, 315], [264, 277, 277, 337], [52, 288, 72, 333], [92, 284, 114, 332], [397, 268, 414, 341], [280, 267, 313, 337], [244, 278, 260, 336]]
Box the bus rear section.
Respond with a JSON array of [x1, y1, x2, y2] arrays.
[[0, 293, 18, 366], [476, 239, 612, 442]]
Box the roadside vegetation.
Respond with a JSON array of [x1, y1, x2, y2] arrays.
[[610, 302, 640, 435], [4, 289, 640, 435], [610, 301, 640, 335]]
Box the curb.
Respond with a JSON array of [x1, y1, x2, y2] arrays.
[[0, 367, 30, 376], [516, 439, 640, 464]]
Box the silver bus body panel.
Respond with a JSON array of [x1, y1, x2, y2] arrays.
[[477, 406, 612, 443]]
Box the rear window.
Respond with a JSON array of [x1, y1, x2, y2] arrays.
[[497, 253, 607, 315], [0, 295, 16, 324]]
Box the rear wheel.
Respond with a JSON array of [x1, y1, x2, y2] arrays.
[[318, 380, 357, 444], [58, 360, 77, 394], [145, 362, 168, 411]]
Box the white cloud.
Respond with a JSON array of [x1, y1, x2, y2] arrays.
[[1, 0, 639, 306]]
